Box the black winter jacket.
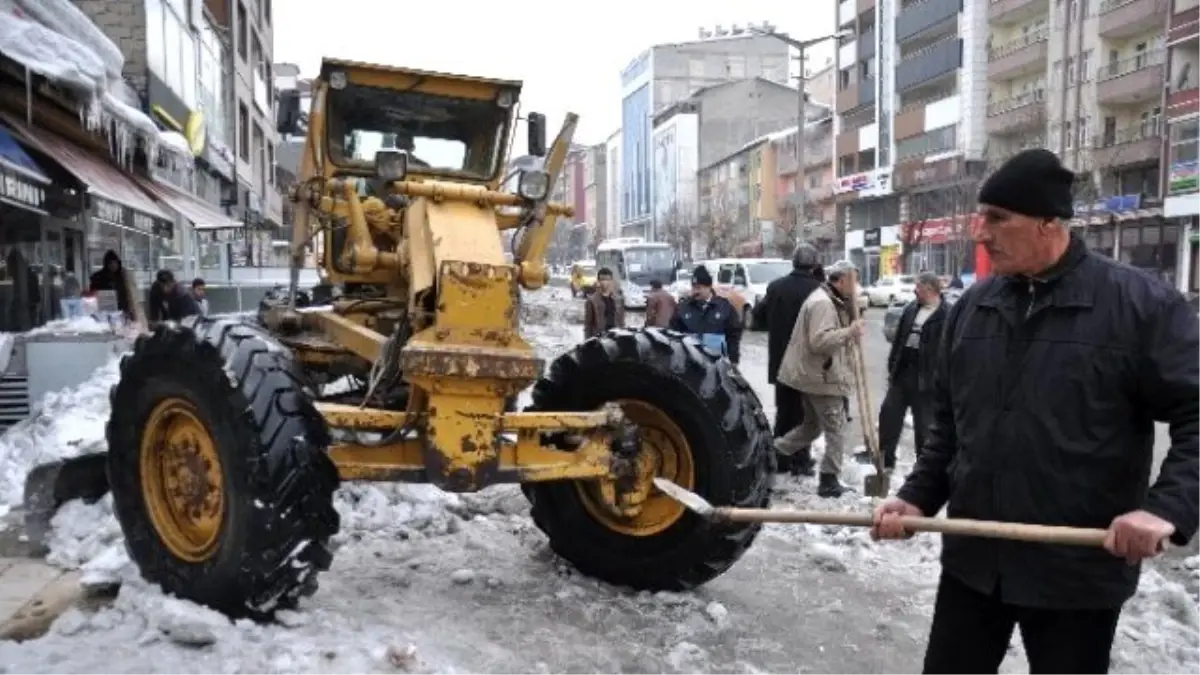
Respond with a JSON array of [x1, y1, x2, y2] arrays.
[[669, 294, 743, 364], [885, 297, 948, 393], [754, 268, 823, 384], [896, 236, 1199, 610], [148, 283, 202, 322]]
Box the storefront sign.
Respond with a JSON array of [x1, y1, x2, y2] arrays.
[[834, 169, 892, 197], [0, 164, 46, 211], [1074, 193, 1143, 215], [863, 227, 881, 248], [1169, 160, 1198, 195], [92, 195, 126, 226], [902, 214, 983, 245]]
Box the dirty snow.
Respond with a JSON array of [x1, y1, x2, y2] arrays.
[[0, 288, 1195, 673]]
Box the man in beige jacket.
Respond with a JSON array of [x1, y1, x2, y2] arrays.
[[775, 260, 865, 498]]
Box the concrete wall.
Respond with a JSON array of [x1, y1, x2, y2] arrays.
[[74, 0, 149, 98], [697, 79, 800, 169]]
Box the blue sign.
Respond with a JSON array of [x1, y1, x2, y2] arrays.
[[1074, 193, 1142, 215]]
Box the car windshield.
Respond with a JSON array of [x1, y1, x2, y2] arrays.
[[899, 275, 916, 284], [325, 81, 508, 180], [623, 247, 674, 273], [745, 261, 791, 284]]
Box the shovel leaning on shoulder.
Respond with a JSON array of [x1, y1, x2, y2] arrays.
[[653, 478, 1108, 547]]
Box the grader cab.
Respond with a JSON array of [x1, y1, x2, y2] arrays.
[[24, 58, 774, 620]]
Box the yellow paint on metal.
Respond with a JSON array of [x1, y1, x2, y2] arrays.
[[138, 398, 226, 562], [577, 400, 695, 537]]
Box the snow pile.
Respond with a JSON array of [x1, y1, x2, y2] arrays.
[[23, 315, 116, 338], [0, 356, 119, 507]]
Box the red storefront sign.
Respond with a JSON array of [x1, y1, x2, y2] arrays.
[[901, 214, 983, 244]]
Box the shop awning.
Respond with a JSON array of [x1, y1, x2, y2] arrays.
[[0, 124, 51, 213], [135, 177, 242, 231], [0, 113, 171, 230], [0, 126, 50, 184]]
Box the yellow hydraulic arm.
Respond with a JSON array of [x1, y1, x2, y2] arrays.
[[511, 113, 579, 291]]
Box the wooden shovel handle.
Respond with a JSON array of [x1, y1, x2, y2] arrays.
[[716, 508, 1108, 547]]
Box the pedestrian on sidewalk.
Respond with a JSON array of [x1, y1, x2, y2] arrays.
[[669, 265, 742, 364], [872, 148, 1198, 674], [774, 260, 865, 498], [583, 267, 625, 339], [857, 271, 946, 470], [190, 278, 209, 316], [753, 243, 826, 476], [644, 278, 676, 328]]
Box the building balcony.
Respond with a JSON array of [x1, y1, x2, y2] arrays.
[[837, 85, 860, 112], [986, 137, 1046, 165], [1168, 5, 1198, 43], [859, 27, 876, 61], [1098, 0, 1170, 39], [988, 27, 1049, 81], [1167, 86, 1200, 120], [988, 0, 1049, 24], [897, 38, 962, 92], [1093, 122, 1163, 169], [895, 156, 987, 191], [986, 89, 1046, 135], [1096, 51, 1165, 105], [836, 128, 861, 157], [897, 0, 961, 44]]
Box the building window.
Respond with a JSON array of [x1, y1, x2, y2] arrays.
[[145, 0, 197, 109], [237, 1, 248, 60], [197, 19, 228, 146], [267, 142, 275, 186], [238, 102, 249, 160], [264, 0, 272, 25], [253, 122, 265, 193]]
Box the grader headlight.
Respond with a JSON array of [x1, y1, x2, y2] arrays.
[[374, 150, 409, 182], [518, 169, 550, 201]]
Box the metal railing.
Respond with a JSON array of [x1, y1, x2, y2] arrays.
[[1095, 120, 1163, 148], [987, 88, 1046, 116], [989, 26, 1049, 60], [1097, 49, 1165, 81]]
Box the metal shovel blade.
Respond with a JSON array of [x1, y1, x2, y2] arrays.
[[652, 477, 715, 516], [864, 470, 891, 499], [22, 452, 111, 548]]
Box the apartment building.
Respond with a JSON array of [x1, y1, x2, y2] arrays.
[[986, 0, 1184, 285], [582, 145, 608, 255], [1164, 0, 1198, 295], [697, 135, 779, 257], [835, 0, 990, 282], [618, 29, 791, 239], [770, 108, 840, 260]]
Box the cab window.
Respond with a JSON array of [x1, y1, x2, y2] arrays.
[[732, 265, 748, 286], [717, 264, 736, 284]]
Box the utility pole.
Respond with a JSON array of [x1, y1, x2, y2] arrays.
[[751, 27, 847, 250]]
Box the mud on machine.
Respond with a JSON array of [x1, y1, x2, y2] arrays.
[[24, 58, 774, 619]]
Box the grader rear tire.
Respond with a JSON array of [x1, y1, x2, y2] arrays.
[[106, 317, 341, 620], [523, 328, 774, 590]]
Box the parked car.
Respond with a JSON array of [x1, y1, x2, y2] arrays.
[[865, 275, 917, 307], [569, 260, 597, 298], [883, 288, 963, 343]]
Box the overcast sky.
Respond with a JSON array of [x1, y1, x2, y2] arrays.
[[274, 0, 838, 151]]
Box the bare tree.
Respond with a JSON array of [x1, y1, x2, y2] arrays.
[[659, 201, 696, 261], [699, 188, 740, 259]]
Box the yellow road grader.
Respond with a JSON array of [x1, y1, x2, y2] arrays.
[[25, 58, 774, 619]]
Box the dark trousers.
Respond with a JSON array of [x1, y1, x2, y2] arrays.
[[773, 383, 805, 437], [878, 363, 929, 467], [924, 574, 1120, 674]]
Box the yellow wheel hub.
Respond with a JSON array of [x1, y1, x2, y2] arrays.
[[577, 399, 696, 537], [139, 398, 226, 562]]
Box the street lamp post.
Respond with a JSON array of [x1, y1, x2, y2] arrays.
[[751, 28, 848, 250]]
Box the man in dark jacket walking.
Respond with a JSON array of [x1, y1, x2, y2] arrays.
[[670, 265, 742, 364], [862, 271, 946, 470], [873, 149, 1198, 674], [753, 243, 825, 475], [583, 267, 625, 338]]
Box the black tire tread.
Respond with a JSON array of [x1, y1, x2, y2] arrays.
[[523, 327, 773, 591], [106, 316, 340, 620]]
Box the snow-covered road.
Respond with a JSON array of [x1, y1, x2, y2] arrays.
[[0, 288, 1195, 673]]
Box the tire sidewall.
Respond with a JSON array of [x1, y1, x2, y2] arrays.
[[108, 361, 256, 603]]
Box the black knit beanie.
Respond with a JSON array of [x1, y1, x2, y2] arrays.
[[977, 148, 1075, 220], [692, 265, 713, 286]]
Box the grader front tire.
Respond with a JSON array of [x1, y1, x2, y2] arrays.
[[523, 328, 774, 591], [106, 318, 341, 620]]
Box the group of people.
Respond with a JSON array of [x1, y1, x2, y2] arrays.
[[583, 264, 743, 364], [87, 249, 209, 324]]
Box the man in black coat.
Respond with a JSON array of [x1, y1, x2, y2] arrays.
[[148, 270, 202, 323], [864, 271, 947, 470], [753, 243, 824, 475], [873, 149, 1198, 674], [88, 249, 132, 318]]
